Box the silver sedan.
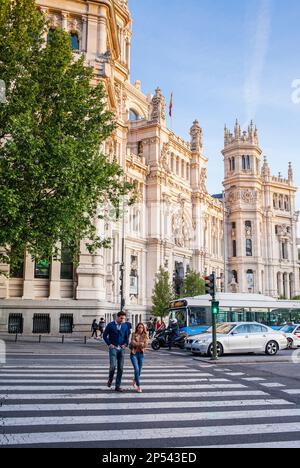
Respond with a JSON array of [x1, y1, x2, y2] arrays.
[[190, 322, 288, 357]]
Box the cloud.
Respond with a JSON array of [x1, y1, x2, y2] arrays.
[[244, 0, 272, 126]]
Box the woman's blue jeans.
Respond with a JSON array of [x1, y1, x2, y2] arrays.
[[130, 352, 144, 387]]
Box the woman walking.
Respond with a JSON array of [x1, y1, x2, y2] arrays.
[[130, 323, 148, 393]]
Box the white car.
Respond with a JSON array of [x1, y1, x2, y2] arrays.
[[190, 322, 288, 357], [280, 324, 300, 349], [185, 334, 205, 352]]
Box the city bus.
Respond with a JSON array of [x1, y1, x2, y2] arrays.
[[169, 293, 300, 336]]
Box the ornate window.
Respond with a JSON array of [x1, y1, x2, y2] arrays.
[[246, 239, 253, 257], [129, 109, 140, 121], [70, 32, 80, 50], [60, 247, 74, 280], [47, 28, 56, 43], [232, 240, 237, 258], [35, 259, 50, 279]]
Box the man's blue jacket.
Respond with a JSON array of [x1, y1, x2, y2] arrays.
[[103, 322, 129, 347]]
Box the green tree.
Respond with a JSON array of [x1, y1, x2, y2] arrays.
[[151, 266, 174, 319], [181, 269, 205, 297], [0, 0, 132, 273]]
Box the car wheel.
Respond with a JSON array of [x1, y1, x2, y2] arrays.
[[207, 342, 224, 358], [265, 341, 279, 356], [151, 340, 160, 351], [287, 338, 294, 349]]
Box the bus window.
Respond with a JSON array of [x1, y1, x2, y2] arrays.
[[189, 307, 208, 326], [170, 309, 187, 328]]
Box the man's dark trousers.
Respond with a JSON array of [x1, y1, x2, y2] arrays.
[[109, 347, 125, 389]]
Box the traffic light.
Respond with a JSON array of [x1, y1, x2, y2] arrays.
[[212, 301, 219, 315], [204, 273, 216, 298]]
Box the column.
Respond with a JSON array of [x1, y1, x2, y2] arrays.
[[99, 6, 107, 55], [62, 12, 68, 31], [49, 259, 61, 300], [22, 254, 35, 300], [82, 16, 88, 52]]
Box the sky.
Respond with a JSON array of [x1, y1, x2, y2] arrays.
[[128, 0, 300, 207]]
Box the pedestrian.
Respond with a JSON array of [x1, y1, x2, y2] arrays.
[[156, 318, 162, 331], [130, 323, 148, 393], [103, 311, 129, 392], [98, 318, 106, 338], [91, 319, 98, 339], [125, 316, 132, 339], [147, 317, 155, 338]]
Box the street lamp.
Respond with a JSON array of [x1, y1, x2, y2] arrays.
[[120, 194, 126, 313]]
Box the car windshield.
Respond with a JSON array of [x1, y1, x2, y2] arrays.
[[205, 323, 237, 335], [281, 325, 296, 333]]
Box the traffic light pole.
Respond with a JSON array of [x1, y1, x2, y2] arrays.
[[211, 273, 218, 361], [204, 272, 219, 360]]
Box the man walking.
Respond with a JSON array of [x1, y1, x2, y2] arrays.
[[103, 311, 129, 392]]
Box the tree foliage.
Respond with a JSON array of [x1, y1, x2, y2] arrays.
[[181, 269, 205, 297], [151, 266, 174, 319], [0, 0, 132, 272]]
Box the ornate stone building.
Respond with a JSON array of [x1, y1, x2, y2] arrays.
[[223, 120, 299, 298], [0, 0, 298, 335], [0, 0, 224, 335]]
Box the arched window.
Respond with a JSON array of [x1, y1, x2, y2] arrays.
[[47, 28, 56, 43], [232, 240, 237, 257], [242, 156, 246, 171], [129, 109, 140, 122], [246, 239, 253, 257], [232, 157, 236, 171], [247, 270, 254, 291], [246, 155, 251, 170], [70, 32, 80, 50], [232, 270, 238, 283]]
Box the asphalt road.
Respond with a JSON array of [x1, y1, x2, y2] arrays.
[[1, 339, 300, 448]]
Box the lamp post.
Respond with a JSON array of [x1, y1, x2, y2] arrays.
[[120, 194, 126, 313]]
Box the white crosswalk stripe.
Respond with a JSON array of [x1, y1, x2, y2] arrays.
[[0, 364, 299, 448]]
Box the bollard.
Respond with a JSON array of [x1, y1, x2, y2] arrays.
[[84, 336, 87, 345], [62, 335, 65, 344], [39, 335, 42, 343], [15, 333, 18, 342]]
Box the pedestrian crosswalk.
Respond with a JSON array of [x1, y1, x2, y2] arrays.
[[0, 364, 300, 448]]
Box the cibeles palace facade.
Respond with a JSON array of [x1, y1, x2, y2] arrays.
[[0, 0, 299, 335]]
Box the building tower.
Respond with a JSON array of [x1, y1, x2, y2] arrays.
[[223, 121, 299, 298], [223, 120, 264, 294]]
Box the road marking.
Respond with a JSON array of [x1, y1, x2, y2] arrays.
[[179, 441, 300, 448], [0, 383, 246, 391], [242, 378, 266, 382], [0, 390, 269, 401], [283, 390, 300, 395], [260, 383, 286, 388], [2, 422, 300, 445], [226, 373, 245, 376], [4, 408, 300, 427], [1, 399, 292, 413], [0, 378, 229, 384]]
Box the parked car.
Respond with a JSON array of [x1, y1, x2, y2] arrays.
[[190, 322, 288, 357], [280, 324, 300, 349]]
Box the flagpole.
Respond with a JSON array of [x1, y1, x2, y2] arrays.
[[169, 92, 173, 131]]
